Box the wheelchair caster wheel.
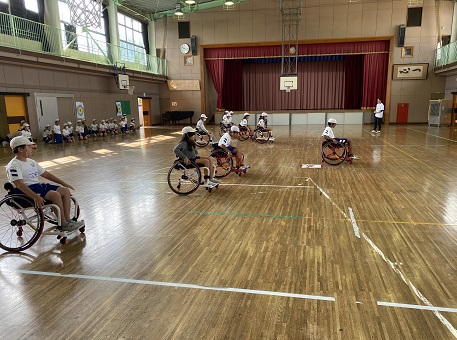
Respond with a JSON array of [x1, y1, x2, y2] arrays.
[[60, 237, 67, 245], [208, 188, 212, 193], [57, 235, 61, 239], [16, 230, 23, 237], [79, 226, 85, 233]]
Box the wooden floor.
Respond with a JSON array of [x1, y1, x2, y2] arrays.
[[0, 124, 456, 339]]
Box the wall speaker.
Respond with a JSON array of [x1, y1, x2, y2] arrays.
[[191, 35, 197, 56], [398, 24, 406, 47]]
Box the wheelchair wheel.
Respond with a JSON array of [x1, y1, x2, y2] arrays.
[[322, 141, 347, 165], [0, 195, 44, 252], [254, 129, 270, 144], [237, 127, 250, 141], [210, 150, 233, 178], [195, 132, 210, 147], [167, 160, 201, 195]]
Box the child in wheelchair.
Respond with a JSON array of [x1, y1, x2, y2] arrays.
[[322, 118, 358, 159], [196, 114, 214, 142], [218, 126, 249, 170], [5, 136, 84, 232], [173, 127, 220, 187], [239, 112, 253, 137], [257, 112, 275, 141]]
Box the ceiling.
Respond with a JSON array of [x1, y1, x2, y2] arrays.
[[117, 0, 233, 19]]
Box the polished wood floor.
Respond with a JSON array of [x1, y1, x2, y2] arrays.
[[0, 124, 456, 339]]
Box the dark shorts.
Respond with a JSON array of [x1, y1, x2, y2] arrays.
[[54, 134, 63, 144], [190, 156, 200, 162], [227, 146, 235, 153], [13, 183, 59, 197], [335, 138, 348, 144]]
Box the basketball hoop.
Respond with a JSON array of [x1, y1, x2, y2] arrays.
[[127, 85, 135, 96], [67, 0, 103, 28]]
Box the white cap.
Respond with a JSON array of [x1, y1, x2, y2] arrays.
[[182, 126, 196, 134], [201, 114, 207, 119], [10, 136, 35, 149], [230, 125, 240, 132], [77, 120, 81, 123], [261, 112, 268, 117], [229, 111, 233, 115], [55, 118, 60, 122], [243, 112, 250, 116], [225, 110, 229, 114], [101, 120, 105, 123], [23, 123, 30, 127], [328, 118, 337, 124], [67, 121, 72, 125]]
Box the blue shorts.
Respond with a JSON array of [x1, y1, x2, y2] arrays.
[[13, 183, 59, 197], [335, 138, 348, 144], [54, 134, 63, 144], [227, 146, 235, 153], [190, 156, 200, 162]]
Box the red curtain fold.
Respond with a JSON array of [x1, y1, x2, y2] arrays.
[[222, 59, 243, 110], [205, 59, 225, 108], [243, 60, 345, 110], [362, 53, 389, 108], [205, 41, 389, 60], [344, 55, 364, 109]]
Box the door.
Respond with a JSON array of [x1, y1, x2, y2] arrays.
[[141, 98, 151, 126], [5, 95, 28, 133], [452, 94, 457, 126], [36, 97, 58, 132], [396, 103, 409, 123]]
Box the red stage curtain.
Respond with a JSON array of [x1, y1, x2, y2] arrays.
[[243, 60, 344, 110], [344, 55, 364, 109], [362, 53, 389, 108], [206, 59, 225, 108], [222, 60, 243, 111]]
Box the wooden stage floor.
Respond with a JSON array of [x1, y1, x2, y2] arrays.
[[0, 124, 456, 339]]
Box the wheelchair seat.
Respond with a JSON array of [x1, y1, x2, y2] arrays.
[[4, 182, 53, 205]]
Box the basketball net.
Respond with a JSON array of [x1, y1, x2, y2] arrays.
[[67, 0, 103, 28], [127, 85, 135, 96], [286, 86, 291, 93]]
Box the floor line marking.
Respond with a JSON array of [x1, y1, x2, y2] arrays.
[[306, 177, 347, 218], [381, 140, 429, 166], [377, 301, 457, 313], [348, 207, 360, 238], [9, 269, 336, 302], [407, 128, 457, 143]]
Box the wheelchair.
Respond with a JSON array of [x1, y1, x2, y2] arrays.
[[195, 130, 211, 148], [321, 140, 352, 165], [209, 143, 248, 177], [237, 126, 270, 144], [219, 123, 230, 137], [167, 159, 218, 195], [0, 183, 84, 252]]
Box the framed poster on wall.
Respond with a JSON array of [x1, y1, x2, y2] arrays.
[[393, 63, 428, 80]]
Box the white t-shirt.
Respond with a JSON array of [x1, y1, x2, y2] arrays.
[[258, 119, 266, 128], [196, 120, 207, 133], [240, 118, 248, 127], [53, 124, 61, 134], [43, 129, 53, 138], [91, 123, 98, 131], [322, 126, 335, 138], [62, 128, 71, 137], [218, 132, 231, 147], [21, 130, 32, 139], [76, 125, 84, 133], [375, 103, 384, 118], [6, 158, 45, 186]]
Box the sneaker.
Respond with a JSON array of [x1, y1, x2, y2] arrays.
[[269, 137, 275, 141], [240, 165, 250, 171], [371, 130, 376, 133], [376, 131, 381, 134], [209, 178, 221, 184], [349, 154, 359, 159], [60, 220, 83, 232]]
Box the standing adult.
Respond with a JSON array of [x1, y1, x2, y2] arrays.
[[372, 98, 384, 134]]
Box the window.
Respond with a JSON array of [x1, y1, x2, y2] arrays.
[[58, 0, 107, 56], [407, 7, 422, 27], [0, 0, 8, 4], [24, 0, 38, 13], [118, 12, 146, 65]]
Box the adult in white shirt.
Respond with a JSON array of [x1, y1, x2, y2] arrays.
[[5, 136, 84, 231], [372, 98, 384, 134]]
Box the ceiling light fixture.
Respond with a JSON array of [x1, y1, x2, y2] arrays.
[[173, 3, 185, 20], [223, 0, 235, 10], [185, 0, 196, 4]]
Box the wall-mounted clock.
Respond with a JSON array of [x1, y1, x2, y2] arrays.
[[180, 43, 190, 54]]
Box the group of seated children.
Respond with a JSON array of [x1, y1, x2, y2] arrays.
[[42, 116, 138, 143], [220, 111, 275, 141]]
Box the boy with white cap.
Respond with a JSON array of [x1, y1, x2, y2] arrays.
[[5, 136, 84, 231], [218, 125, 249, 170], [239, 112, 253, 137], [53, 119, 63, 144], [196, 114, 214, 142], [322, 118, 357, 159], [21, 123, 33, 142], [75, 120, 87, 140], [90, 119, 99, 137], [43, 125, 53, 143], [257, 112, 275, 141]]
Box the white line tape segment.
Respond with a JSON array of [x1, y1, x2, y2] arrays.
[[348, 207, 360, 238]]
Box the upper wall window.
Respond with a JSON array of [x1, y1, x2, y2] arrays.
[[24, 0, 38, 13], [407, 7, 422, 27], [118, 12, 146, 64], [0, 0, 8, 4]]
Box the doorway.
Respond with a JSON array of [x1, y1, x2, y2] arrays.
[[140, 97, 151, 126], [452, 93, 457, 126]]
